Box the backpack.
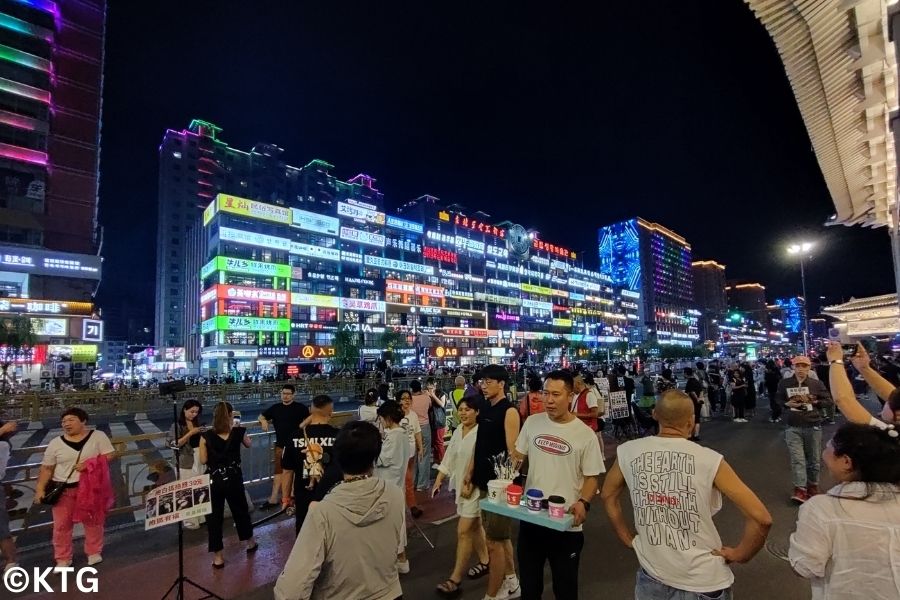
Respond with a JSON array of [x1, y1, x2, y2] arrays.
[[431, 398, 447, 429]]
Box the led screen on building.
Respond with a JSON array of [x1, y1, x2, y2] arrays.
[[598, 219, 641, 291]]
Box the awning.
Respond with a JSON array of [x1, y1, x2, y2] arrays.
[[745, 0, 898, 228]]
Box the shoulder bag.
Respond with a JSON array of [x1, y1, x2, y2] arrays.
[[43, 430, 94, 505]]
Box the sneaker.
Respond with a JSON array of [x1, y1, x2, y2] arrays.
[[397, 560, 410, 574], [498, 576, 521, 599], [258, 501, 279, 510], [790, 487, 808, 505], [410, 506, 423, 519], [87, 554, 103, 566], [807, 484, 820, 496], [55, 560, 72, 569], [183, 521, 200, 530]]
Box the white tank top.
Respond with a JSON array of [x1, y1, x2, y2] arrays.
[[616, 436, 734, 593]]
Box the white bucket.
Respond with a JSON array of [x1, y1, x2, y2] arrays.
[[487, 479, 512, 504]]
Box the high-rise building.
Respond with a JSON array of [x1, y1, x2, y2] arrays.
[[691, 260, 727, 343], [597, 218, 698, 347], [155, 120, 382, 359], [0, 0, 106, 385], [727, 282, 767, 320]]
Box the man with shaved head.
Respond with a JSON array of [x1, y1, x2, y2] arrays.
[[601, 390, 772, 600]]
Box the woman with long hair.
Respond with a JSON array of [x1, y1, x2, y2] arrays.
[[789, 423, 900, 598], [166, 399, 205, 529], [731, 370, 748, 422], [200, 402, 257, 568], [358, 388, 379, 424], [433, 397, 489, 597]]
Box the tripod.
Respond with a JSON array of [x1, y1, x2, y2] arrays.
[[161, 397, 223, 600]]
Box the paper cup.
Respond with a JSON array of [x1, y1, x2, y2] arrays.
[[487, 479, 512, 504], [506, 484, 523, 506], [525, 488, 544, 512], [548, 495, 566, 518]]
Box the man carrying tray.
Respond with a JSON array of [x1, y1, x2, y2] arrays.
[[511, 370, 605, 600]]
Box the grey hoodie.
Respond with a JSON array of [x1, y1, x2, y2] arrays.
[[274, 476, 404, 600]]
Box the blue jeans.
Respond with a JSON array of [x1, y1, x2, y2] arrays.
[[784, 426, 822, 489], [415, 424, 433, 490], [635, 569, 731, 600]]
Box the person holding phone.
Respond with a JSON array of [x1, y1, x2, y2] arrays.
[[826, 341, 900, 428], [432, 397, 488, 598], [166, 399, 206, 529]]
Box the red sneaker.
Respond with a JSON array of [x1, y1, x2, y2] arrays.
[[791, 487, 808, 504]]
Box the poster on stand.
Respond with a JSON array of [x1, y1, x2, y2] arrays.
[[144, 474, 212, 531]]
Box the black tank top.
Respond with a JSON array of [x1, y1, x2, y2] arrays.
[[472, 397, 515, 490]]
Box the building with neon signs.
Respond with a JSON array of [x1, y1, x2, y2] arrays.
[[597, 218, 698, 347], [155, 119, 382, 355], [0, 0, 106, 386], [194, 190, 630, 374]]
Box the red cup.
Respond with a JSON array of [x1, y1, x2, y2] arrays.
[[506, 484, 523, 506]]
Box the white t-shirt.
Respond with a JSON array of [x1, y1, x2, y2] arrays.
[[515, 414, 605, 532], [400, 413, 421, 457], [438, 424, 479, 504], [616, 436, 733, 593], [358, 404, 379, 424], [42, 430, 115, 483]]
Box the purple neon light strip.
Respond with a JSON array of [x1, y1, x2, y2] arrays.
[[0, 108, 43, 132], [0, 141, 47, 165], [11, 0, 58, 17]]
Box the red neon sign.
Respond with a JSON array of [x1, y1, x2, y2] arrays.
[[423, 246, 458, 264], [453, 215, 505, 238]]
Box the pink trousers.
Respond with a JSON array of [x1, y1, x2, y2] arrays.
[[52, 487, 105, 563]]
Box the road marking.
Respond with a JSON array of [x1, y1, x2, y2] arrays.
[[431, 514, 459, 526]]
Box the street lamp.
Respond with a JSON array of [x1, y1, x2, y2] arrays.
[[787, 241, 814, 354]]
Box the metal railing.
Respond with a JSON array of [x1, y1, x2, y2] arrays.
[[0, 376, 462, 421], [2, 411, 357, 540]]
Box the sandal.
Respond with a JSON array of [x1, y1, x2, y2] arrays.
[[435, 578, 462, 597], [467, 562, 489, 579]]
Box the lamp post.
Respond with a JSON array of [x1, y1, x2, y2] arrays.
[[787, 241, 814, 354]]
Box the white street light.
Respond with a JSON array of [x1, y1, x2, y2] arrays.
[[786, 241, 814, 354]]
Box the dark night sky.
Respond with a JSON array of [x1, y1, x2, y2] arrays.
[[96, 1, 895, 337]]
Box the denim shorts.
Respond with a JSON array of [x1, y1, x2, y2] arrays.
[[635, 568, 731, 600]]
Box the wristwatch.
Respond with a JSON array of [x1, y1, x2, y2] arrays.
[[577, 498, 591, 512]]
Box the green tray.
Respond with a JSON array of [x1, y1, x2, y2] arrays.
[[479, 498, 575, 532]]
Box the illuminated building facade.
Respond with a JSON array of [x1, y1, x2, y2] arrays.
[[0, 0, 106, 385], [598, 218, 698, 347], [155, 119, 381, 358], [196, 192, 631, 373]]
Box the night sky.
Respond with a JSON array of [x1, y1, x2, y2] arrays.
[[96, 1, 895, 339]]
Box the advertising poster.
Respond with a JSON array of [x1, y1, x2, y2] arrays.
[[145, 475, 212, 531]]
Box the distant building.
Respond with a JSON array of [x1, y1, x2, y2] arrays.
[[597, 218, 698, 347], [98, 340, 127, 374], [727, 283, 767, 320], [823, 294, 899, 343], [692, 260, 727, 343]]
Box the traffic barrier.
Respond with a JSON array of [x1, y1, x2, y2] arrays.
[[1, 410, 358, 540]]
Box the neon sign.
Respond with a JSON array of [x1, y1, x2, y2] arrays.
[[364, 255, 434, 276], [386, 215, 424, 234], [340, 226, 386, 247], [337, 202, 385, 225], [422, 246, 457, 264], [453, 214, 505, 238], [292, 208, 340, 236], [220, 227, 290, 250]]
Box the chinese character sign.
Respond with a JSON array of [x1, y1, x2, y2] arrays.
[[145, 475, 212, 531]]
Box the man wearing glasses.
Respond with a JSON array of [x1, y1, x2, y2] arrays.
[[462, 365, 521, 600]]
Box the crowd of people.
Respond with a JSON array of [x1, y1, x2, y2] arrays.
[[0, 344, 897, 599]]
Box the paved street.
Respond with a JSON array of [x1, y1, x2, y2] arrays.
[[10, 396, 867, 600]]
